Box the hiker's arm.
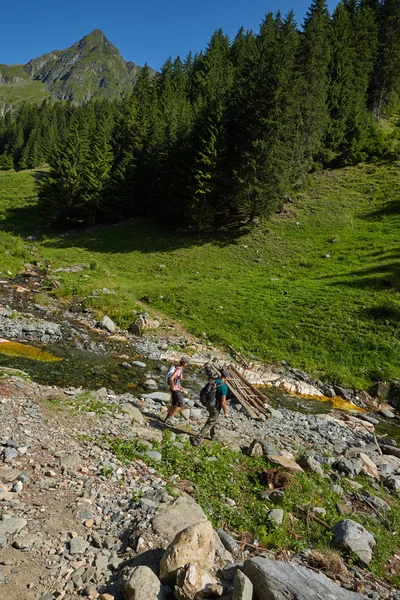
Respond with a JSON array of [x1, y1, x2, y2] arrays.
[[221, 395, 228, 417], [170, 370, 179, 391]]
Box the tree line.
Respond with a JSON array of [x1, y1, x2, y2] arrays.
[[0, 0, 399, 230]]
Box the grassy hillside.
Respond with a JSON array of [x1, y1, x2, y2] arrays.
[[1, 161, 400, 389], [0, 64, 50, 108]]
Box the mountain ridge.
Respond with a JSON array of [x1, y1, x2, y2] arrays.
[[0, 29, 146, 110]]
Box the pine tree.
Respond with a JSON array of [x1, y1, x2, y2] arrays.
[[300, 0, 331, 165], [371, 0, 400, 114]]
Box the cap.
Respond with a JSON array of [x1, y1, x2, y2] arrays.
[[181, 356, 190, 365], [220, 369, 230, 378]]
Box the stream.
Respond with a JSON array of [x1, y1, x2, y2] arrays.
[[0, 338, 399, 444]]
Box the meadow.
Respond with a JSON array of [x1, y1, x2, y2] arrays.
[[1, 160, 400, 389]]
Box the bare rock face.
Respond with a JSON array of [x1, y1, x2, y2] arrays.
[[124, 566, 166, 600], [243, 557, 369, 600], [332, 519, 376, 565], [232, 569, 253, 600], [175, 563, 215, 600], [159, 520, 216, 585]]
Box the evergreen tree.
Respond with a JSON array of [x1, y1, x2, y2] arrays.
[[371, 0, 400, 114], [300, 0, 331, 165]]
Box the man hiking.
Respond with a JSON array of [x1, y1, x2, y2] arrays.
[[192, 369, 230, 446], [165, 356, 190, 425]]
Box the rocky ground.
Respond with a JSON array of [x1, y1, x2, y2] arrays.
[[1, 272, 400, 600]]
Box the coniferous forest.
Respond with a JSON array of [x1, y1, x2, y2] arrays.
[[0, 0, 400, 230]]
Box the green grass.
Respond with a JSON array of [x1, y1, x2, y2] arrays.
[[0, 65, 49, 107], [1, 161, 400, 387], [109, 431, 400, 582]]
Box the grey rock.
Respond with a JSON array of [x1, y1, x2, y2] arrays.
[[69, 537, 89, 555], [3, 448, 18, 462], [243, 557, 368, 600], [216, 528, 240, 555], [146, 450, 162, 462], [232, 569, 253, 600], [124, 565, 166, 600], [0, 517, 27, 537], [141, 498, 159, 512], [333, 458, 362, 477], [268, 407, 284, 419], [297, 455, 324, 476], [12, 533, 37, 550], [367, 495, 390, 513], [132, 361, 147, 368], [383, 475, 400, 493], [381, 445, 400, 459], [332, 519, 375, 564], [380, 408, 395, 419], [267, 509, 284, 525], [120, 403, 146, 425], [142, 392, 171, 404], [100, 315, 116, 333], [152, 495, 207, 542]]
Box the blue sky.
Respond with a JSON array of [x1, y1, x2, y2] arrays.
[[2, 0, 338, 70]]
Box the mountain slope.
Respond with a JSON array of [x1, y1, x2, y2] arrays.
[[0, 30, 144, 110]]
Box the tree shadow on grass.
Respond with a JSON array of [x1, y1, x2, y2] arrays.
[[40, 217, 250, 255]]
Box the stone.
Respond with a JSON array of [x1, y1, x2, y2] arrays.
[[100, 595, 115, 600], [0, 517, 27, 537], [12, 533, 37, 550], [142, 392, 171, 404], [214, 531, 234, 563], [297, 455, 324, 476], [159, 520, 216, 585], [383, 475, 400, 493], [333, 458, 361, 477], [152, 494, 208, 541], [367, 495, 390, 513], [381, 445, 400, 459], [0, 467, 21, 482], [60, 453, 82, 472], [216, 528, 240, 555], [267, 455, 304, 473], [120, 403, 146, 425], [100, 316, 116, 333], [268, 407, 284, 419], [130, 426, 163, 443], [70, 537, 89, 555], [267, 509, 284, 525], [232, 569, 253, 600], [175, 563, 215, 600], [132, 361, 146, 368], [336, 503, 352, 516], [358, 453, 379, 480], [146, 450, 162, 462], [248, 440, 264, 457], [190, 408, 204, 420], [380, 407, 395, 419], [124, 565, 166, 600], [332, 520, 375, 564], [243, 557, 368, 600]]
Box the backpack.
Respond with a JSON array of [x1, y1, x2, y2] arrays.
[[199, 379, 222, 408], [165, 365, 176, 388]]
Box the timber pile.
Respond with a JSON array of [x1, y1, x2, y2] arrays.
[[209, 363, 271, 420]]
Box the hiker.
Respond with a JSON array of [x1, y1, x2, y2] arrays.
[[192, 369, 230, 446], [165, 356, 190, 424]]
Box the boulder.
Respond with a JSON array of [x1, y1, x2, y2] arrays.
[[267, 455, 304, 473], [383, 475, 400, 493], [128, 313, 160, 335], [389, 380, 400, 409], [232, 569, 253, 600], [216, 528, 240, 556], [152, 494, 208, 542], [358, 453, 379, 480], [380, 407, 395, 419], [120, 403, 146, 425], [297, 455, 324, 476], [124, 566, 166, 600], [333, 458, 362, 477], [130, 426, 163, 444], [175, 563, 215, 600], [100, 316, 116, 333], [381, 445, 400, 459], [243, 557, 368, 600], [159, 520, 215, 585], [331, 520, 375, 564], [142, 392, 171, 404]]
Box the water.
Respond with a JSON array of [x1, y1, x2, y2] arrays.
[[0, 341, 152, 395]]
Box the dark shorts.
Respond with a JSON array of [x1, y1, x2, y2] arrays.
[[171, 390, 183, 407]]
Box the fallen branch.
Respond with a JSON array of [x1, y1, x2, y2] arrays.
[[295, 505, 331, 529], [227, 344, 250, 369]]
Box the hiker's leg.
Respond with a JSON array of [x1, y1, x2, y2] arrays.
[[194, 407, 219, 442], [166, 391, 183, 419]]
